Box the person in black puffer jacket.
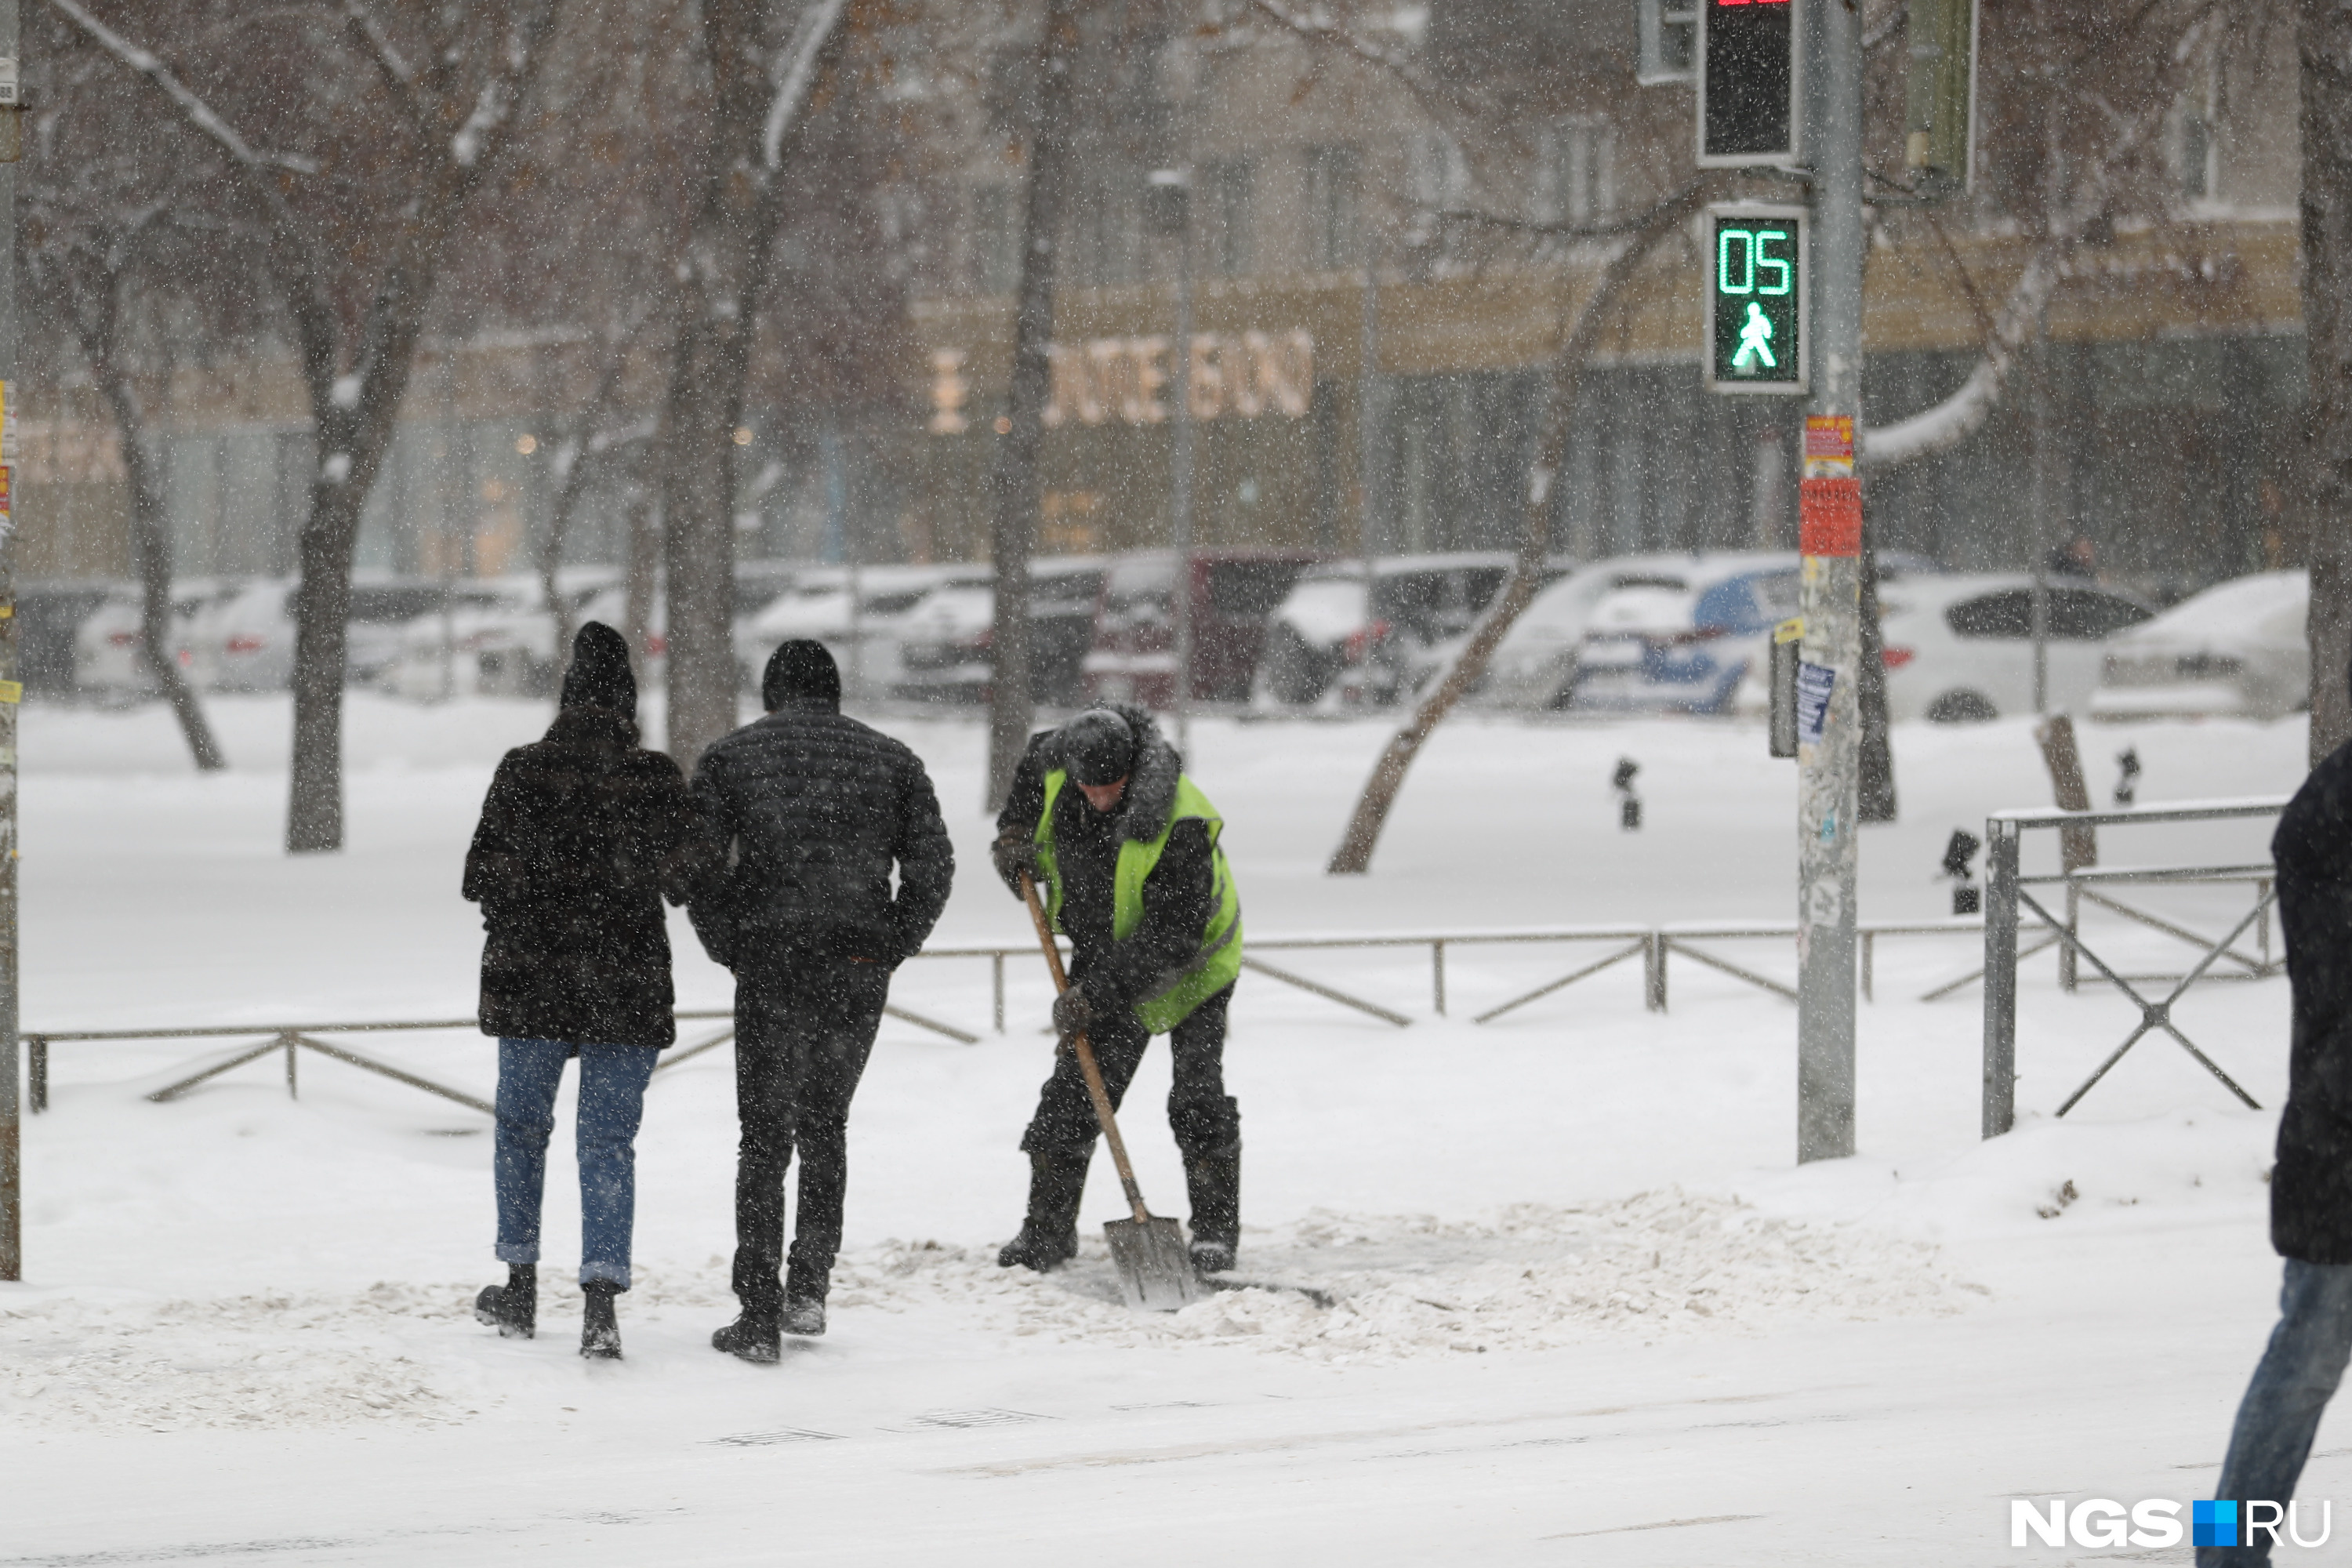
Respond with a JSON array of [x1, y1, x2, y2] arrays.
[[463, 622, 701, 1361], [689, 639, 954, 1363], [2202, 722, 2352, 1566]]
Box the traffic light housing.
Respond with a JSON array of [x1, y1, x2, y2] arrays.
[[1704, 203, 1807, 394], [1698, 0, 1800, 168]]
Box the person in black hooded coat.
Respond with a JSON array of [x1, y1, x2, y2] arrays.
[[2202, 724, 2352, 1566], [461, 622, 700, 1360]]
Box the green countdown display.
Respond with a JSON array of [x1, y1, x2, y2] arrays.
[[1705, 205, 1806, 394]]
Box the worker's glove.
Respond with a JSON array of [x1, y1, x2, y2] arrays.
[[991, 830, 1040, 893], [1051, 985, 1097, 1040]]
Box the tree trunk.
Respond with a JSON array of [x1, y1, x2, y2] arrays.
[[985, 0, 1089, 811], [2301, 0, 2352, 763], [87, 336, 223, 772], [1327, 180, 1713, 874]]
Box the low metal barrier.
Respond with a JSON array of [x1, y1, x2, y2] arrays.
[[1980, 796, 2288, 1138], [28, 916, 2045, 1117]]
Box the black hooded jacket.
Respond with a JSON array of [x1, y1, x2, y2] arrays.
[[2273, 737, 2352, 1262], [463, 704, 699, 1048], [687, 697, 955, 970], [995, 704, 1216, 1011]]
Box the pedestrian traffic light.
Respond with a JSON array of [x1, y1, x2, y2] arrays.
[[1704, 204, 1806, 394], [1698, 0, 1800, 167]]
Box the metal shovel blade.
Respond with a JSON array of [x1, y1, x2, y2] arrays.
[[1104, 1215, 1200, 1312]]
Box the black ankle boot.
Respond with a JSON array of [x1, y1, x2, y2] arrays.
[[713, 1311, 782, 1364], [1184, 1147, 1241, 1274], [580, 1281, 622, 1360], [474, 1264, 536, 1338], [782, 1256, 829, 1337], [997, 1150, 1091, 1272]]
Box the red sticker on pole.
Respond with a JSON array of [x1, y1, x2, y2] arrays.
[[1800, 477, 1861, 557]]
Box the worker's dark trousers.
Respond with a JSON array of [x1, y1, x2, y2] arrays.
[[731, 956, 890, 1316], [1020, 981, 1240, 1162]]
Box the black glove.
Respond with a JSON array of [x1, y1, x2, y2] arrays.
[[992, 830, 1041, 893], [1051, 985, 1097, 1040]]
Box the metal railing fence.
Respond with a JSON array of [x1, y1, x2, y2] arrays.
[[1980, 796, 2288, 1139]]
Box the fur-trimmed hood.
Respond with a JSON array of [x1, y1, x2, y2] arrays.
[[1046, 702, 1182, 844]]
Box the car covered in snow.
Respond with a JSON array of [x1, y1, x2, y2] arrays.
[[384, 574, 615, 701], [892, 557, 1108, 706], [72, 579, 238, 702], [734, 563, 988, 702], [189, 577, 456, 693], [1254, 552, 1527, 709], [1564, 557, 1802, 714], [2091, 569, 2308, 722], [1877, 573, 2155, 722]]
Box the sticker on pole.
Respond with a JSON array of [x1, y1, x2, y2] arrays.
[[1795, 661, 1835, 747]]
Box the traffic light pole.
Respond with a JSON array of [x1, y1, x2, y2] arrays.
[[1795, 0, 1862, 1164]]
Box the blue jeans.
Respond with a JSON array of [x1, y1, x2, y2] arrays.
[[2202, 1260, 2352, 1566], [494, 1038, 661, 1290]]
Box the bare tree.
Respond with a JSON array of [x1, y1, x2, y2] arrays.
[[984, 0, 1089, 809], [21, 191, 225, 770], [48, 0, 564, 851], [653, 0, 855, 770]]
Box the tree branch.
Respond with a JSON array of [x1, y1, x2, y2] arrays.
[[44, 0, 320, 176], [762, 0, 852, 171]]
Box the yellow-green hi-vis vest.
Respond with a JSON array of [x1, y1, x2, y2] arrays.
[[1034, 768, 1243, 1034]]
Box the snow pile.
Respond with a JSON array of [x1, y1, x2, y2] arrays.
[[833, 1189, 1979, 1364], [0, 1282, 481, 1432]]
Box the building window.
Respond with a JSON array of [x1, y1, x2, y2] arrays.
[[971, 184, 1017, 293], [1408, 131, 1468, 214], [1541, 121, 1615, 227], [1305, 143, 1361, 270], [1637, 0, 1697, 85], [1200, 159, 1254, 276]]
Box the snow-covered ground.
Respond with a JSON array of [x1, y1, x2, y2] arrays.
[[0, 695, 2330, 1565]]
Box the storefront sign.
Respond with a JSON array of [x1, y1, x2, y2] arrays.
[[927, 330, 1315, 436]]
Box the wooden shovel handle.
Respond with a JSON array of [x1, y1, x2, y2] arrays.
[[1020, 873, 1152, 1225]]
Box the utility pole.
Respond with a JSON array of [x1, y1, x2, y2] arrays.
[[0, 0, 24, 1282], [1795, 0, 1863, 1164], [1150, 168, 1195, 754]]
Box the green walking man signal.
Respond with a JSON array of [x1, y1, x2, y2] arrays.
[[1704, 203, 1806, 394]]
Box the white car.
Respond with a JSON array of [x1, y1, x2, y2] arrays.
[[2092, 570, 2308, 722], [73, 579, 235, 700], [891, 558, 1110, 705], [385, 574, 615, 702], [191, 577, 456, 692], [1255, 552, 1522, 709], [1878, 573, 2155, 722], [735, 563, 986, 702], [1473, 552, 1798, 710]]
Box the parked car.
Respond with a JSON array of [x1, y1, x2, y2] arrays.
[[1254, 553, 1524, 708], [2091, 569, 2308, 722], [1877, 573, 2156, 722], [1470, 553, 1783, 711], [191, 576, 456, 692], [734, 562, 988, 701], [1566, 560, 1802, 714], [893, 557, 1109, 706], [384, 574, 615, 701], [1083, 550, 1327, 707], [73, 579, 237, 701], [19, 581, 125, 699]]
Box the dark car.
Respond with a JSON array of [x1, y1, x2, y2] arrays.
[[1083, 549, 1327, 707]]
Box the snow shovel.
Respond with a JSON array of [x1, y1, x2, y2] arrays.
[[1019, 873, 1201, 1313]]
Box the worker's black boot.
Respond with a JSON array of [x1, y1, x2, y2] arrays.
[[580, 1281, 622, 1361], [711, 1310, 782, 1365], [1184, 1147, 1241, 1274], [996, 1150, 1091, 1272], [473, 1264, 536, 1339]]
